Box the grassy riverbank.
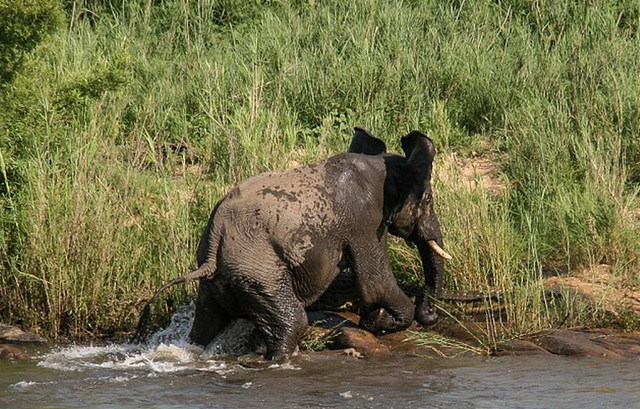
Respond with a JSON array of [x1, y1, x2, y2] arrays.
[[1, 0, 639, 343]]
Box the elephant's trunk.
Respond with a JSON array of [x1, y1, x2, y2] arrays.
[[413, 236, 447, 326]]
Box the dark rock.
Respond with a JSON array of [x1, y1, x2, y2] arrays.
[[330, 327, 391, 356], [533, 329, 621, 358], [575, 329, 640, 357], [335, 311, 361, 325], [495, 339, 552, 356], [378, 330, 441, 356], [0, 323, 46, 343], [0, 344, 29, 360], [308, 310, 640, 359]]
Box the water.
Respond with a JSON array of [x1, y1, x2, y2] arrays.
[[2, 306, 640, 409]]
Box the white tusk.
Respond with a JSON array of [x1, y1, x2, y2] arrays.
[[427, 240, 452, 260]]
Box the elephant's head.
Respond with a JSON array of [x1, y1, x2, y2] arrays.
[[349, 127, 450, 326]]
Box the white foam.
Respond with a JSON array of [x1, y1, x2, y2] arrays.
[[37, 340, 235, 374], [36, 304, 207, 374], [35, 303, 299, 378], [109, 375, 137, 383], [37, 343, 139, 372], [267, 362, 301, 371], [338, 391, 374, 401], [10, 381, 53, 390]]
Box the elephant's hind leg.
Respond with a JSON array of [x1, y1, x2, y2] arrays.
[[263, 303, 307, 360], [268, 302, 307, 359], [189, 278, 230, 347], [243, 277, 307, 360]]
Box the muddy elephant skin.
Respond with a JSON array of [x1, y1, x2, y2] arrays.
[[138, 128, 448, 359]]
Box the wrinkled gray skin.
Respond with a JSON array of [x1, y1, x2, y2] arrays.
[[184, 128, 446, 359]]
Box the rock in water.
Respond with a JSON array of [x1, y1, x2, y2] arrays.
[[534, 330, 621, 359], [0, 345, 29, 360], [330, 327, 391, 356], [0, 323, 46, 343]]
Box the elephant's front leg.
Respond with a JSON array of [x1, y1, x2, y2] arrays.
[[347, 240, 415, 334]]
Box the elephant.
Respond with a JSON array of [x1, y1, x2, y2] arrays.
[[134, 127, 451, 359]]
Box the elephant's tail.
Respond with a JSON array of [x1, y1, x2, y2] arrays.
[[131, 262, 215, 344]]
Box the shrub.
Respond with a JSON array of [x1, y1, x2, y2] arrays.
[[0, 0, 63, 85]]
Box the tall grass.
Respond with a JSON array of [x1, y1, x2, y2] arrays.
[[0, 0, 639, 340]]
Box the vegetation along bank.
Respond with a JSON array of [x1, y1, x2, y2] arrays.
[[0, 1, 639, 352]]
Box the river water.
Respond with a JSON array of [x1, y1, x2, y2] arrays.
[[2, 306, 640, 409]]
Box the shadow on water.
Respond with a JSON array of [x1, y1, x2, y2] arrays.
[[2, 305, 640, 409]]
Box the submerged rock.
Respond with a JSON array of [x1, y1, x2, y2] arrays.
[[495, 339, 552, 356], [590, 330, 640, 356], [0, 323, 45, 360], [330, 327, 391, 356], [0, 344, 29, 360], [532, 329, 622, 359]]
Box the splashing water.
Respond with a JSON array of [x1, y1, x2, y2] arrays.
[[146, 303, 196, 348], [203, 319, 257, 357], [37, 303, 263, 376]]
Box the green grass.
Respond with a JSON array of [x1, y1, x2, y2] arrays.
[[1, 0, 639, 342]]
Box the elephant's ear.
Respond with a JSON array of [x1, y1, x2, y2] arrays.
[[348, 127, 387, 155], [401, 131, 436, 200]]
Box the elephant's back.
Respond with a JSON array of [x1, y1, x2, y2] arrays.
[[231, 161, 336, 217], [209, 162, 343, 290], [216, 154, 385, 240], [209, 154, 384, 297]]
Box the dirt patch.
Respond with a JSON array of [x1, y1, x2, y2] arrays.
[[437, 152, 507, 195], [544, 264, 640, 320]]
